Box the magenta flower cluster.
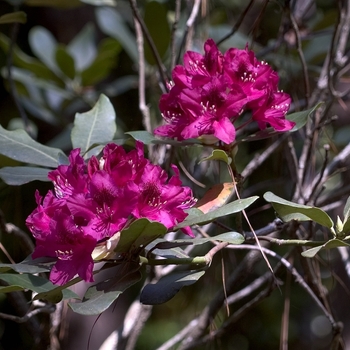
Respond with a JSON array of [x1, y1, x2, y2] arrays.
[[154, 39, 295, 144], [26, 142, 196, 285]]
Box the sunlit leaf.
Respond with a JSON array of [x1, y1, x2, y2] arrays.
[[0, 125, 67, 168], [199, 149, 232, 165], [0, 166, 50, 185], [116, 218, 167, 254], [140, 270, 205, 305], [0, 274, 79, 301], [175, 196, 259, 229], [264, 191, 333, 228], [71, 94, 117, 154], [80, 0, 116, 5], [301, 239, 350, 258], [287, 103, 323, 132]]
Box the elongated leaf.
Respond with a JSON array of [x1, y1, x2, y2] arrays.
[[287, 103, 323, 132], [0, 274, 79, 301], [264, 192, 333, 228], [95, 7, 138, 63], [0, 166, 50, 185], [140, 270, 205, 305], [67, 24, 97, 72], [116, 218, 167, 254], [147, 232, 244, 259], [0, 262, 49, 274], [0, 33, 60, 82], [199, 149, 232, 164], [240, 103, 323, 142], [71, 94, 117, 154], [24, 0, 82, 8], [0, 125, 66, 167], [343, 196, 350, 225], [29, 26, 60, 75], [69, 265, 141, 315], [55, 45, 75, 79], [0, 11, 27, 24], [195, 183, 235, 214], [175, 196, 259, 229], [80, 0, 116, 5], [144, 1, 170, 65], [301, 239, 350, 258]]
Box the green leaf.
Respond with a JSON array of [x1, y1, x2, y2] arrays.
[[116, 218, 167, 254], [0, 262, 49, 274], [147, 232, 244, 259], [0, 125, 66, 168], [69, 264, 141, 315], [140, 270, 205, 305], [0, 166, 50, 185], [199, 149, 232, 165], [287, 103, 323, 132], [67, 24, 97, 72], [125, 131, 157, 145], [144, 1, 170, 65], [343, 196, 350, 223], [0, 11, 27, 24], [175, 196, 259, 229], [263, 191, 333, 228], [29, 26, 60, 75], [80, 0, 116, 5], [71, 94, 117, 154], [55, 45, 75, 79], [95, 7, 138, 63], [0, 274, 79, 301], [301, 239, 350, 258], [0, 33, 60, 82]]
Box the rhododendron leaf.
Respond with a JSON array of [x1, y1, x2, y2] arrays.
[[0, 274, 78, 301], [175, 196, 259, 228], [195, 183, 235, 214], [144, 1, 170, 65], [0, 262, 49, 274], [301, 239, 350, 258], [0, 11, 27, 24], [125, 131, 157, 145], [287, 103, 323, 132], [147, 232, 244, 259], [71, 94, 117, 154], [55, 45, 75, 79], [80, 0, 116, 6], [264, 192, 333, 228], [69, 265, 141, 315], [0, 166, 50, 185], [115, 218, 167, 254], [199, 150, 232, 165], [95, 7, 138, 63], [140, 270, 205, 305], [343, 196, 350, 223], [0, 125, 66, 167]]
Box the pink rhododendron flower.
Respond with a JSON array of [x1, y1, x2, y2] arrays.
[[154, 39, 294, 144], [26, 142, 196, 285]]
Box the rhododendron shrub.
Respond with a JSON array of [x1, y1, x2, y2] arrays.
[[154, 39, 295, 144], [26, 142, 196, 285]]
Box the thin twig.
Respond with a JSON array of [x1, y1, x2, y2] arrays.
[[0, 305, 55, 323], [128, 0, 169, 90]]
